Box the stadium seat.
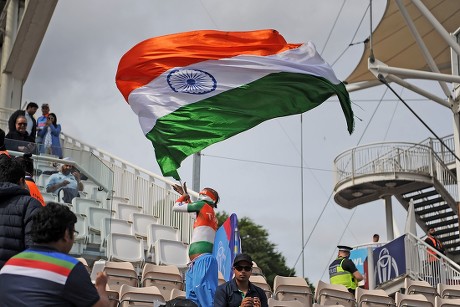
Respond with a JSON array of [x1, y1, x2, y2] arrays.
[[146, 224, 180, 261], [132, 212, 159, 239], [41, 192, 57, 203], [395, 292, 432, 307], [71, 198, 100, 215], [81, 180, 100, 200], [252, 261, 264, 276], [37, 173, 51, 189], [355, 287, 395, 307], [119, 284, 165, 307], [154, 239, 189, 269], [405, 277, 438, 305], [312, 304, 345, 307], [115, 203, 143, 221], [170, 288, 186, 300], [100, 217, 133, 249], [250, 275, 273, 300], [106, 233, 145, 265], [435, 296, 460, 307], [103, 261, 138, 292], [273, 275, 312, 306], [268, 298, 304, 306], [315, 280, 355, 307], [69, 213, 88, 255], [105, 285, 119, 307], [87, 207, 112, 234], [437, 283, 460, 299], [141, 263, 183, 300]]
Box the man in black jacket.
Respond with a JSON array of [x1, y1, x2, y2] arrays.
[[214, 253, 268, 307], [0, 155, 42, 268], [8, 102, 38, 142]]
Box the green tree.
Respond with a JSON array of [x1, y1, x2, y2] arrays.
[[217, 211, 313, 290]]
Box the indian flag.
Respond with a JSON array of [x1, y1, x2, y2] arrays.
[[116, 29, 354, 180]]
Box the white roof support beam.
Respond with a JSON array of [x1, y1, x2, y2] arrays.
[[369, 59, 460, 84], [395, 0, 451, 97]]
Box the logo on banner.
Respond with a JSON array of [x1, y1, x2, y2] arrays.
[[375, 248, 399, 284]]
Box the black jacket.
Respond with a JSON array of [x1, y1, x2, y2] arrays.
[[214, 278, 268, 307], [0, 182, 42, 268], [8, 110, 37, 142]]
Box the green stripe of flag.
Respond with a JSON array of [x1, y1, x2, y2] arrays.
[[146, 72, 353, 179]]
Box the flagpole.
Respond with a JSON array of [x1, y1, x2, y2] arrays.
[[300, 114, 305, 278], [192, 152, 201, 196]]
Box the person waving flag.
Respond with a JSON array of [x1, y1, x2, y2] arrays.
[[116, 29, 354, 180]]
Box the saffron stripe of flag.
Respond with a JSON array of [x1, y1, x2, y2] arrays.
[[116, 29, 354, 180]]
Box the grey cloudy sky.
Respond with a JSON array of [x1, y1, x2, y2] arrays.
[[23, 0, 453, 282]]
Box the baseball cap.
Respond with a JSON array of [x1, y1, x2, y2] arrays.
[[233, 253, 253, 266]]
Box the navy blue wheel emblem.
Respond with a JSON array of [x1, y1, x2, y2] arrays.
[[167, 69, 217, 94]]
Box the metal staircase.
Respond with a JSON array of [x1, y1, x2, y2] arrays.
[[334, 136, 460, 263]]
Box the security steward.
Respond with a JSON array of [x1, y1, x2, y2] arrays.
[[329, 245, 363, 294]]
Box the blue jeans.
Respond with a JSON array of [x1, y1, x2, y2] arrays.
[[185, 253, 218, 307]]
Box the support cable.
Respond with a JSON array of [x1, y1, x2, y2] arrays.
[[378, 74, 460, 163]]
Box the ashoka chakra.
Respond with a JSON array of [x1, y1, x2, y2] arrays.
[[167, 69, 217, 94]]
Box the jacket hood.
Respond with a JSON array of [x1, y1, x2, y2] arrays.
[[0, 182, 30, 199]]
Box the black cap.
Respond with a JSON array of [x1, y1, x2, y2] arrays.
[[337, 245, 353, 252], [233, 253, 253, 266]]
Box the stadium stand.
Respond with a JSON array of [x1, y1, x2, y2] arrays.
[[132, 212, 159, 239], [434, 297, 460, 307], [153, 239, 189, 270], [141, 263, 183, 300], [404, 277, 438, 306], [437, 283, 460, 299], [107, 233, 145, 266], [103, 261, 138, 292], [119, 284, 165, 307], [355, 287, 395, 307]]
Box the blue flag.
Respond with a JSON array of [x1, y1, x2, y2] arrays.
[[213, 213, 240, 281]]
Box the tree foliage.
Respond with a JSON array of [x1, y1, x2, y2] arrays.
[[217, 211, 302, 287]]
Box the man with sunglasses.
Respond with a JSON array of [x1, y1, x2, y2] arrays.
[[172, 182, 219, 307], [214, 253, 268, 307]]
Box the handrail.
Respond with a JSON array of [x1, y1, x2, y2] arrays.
[[405, 232, 460, 286], [58, 132, 196, 244]]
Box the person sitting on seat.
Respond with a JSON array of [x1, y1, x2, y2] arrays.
[[0, 202, 109, 306], [329, 245, 363, 294], [214, 253, 268, 307], [46, 158, 83, 203]]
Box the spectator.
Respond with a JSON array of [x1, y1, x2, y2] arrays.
[[5, 115, 35, 153], [46, 158, 83, 203], [0, 155, 42, 268], [0, 202, 109, 306], [172, 182, 219, 307], [373, 234, 380, 243], [35, 103, 50, 150], [425, 227, 445, 259], [329, 245, 363, 294], [15, 154, 45, 206], [0, 128, 9, 156], [38, 112, 63, 158], [214, 253, 268, 307], [8, 102, 38, 142]]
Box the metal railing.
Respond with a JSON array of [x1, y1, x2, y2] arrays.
[[334, 141, 458, 201], [405, 233, 460, 286], [59, 133, 195, 244]]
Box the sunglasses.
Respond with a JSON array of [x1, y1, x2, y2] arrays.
[[17, 123, 27, 126], [234, 265, 252, 272]]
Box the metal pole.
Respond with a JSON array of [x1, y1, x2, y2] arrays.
[[192, 152, 201, 195], [367, 246, 375, 290], [384, 195, 394, 241], [300, 114, 305, 277]]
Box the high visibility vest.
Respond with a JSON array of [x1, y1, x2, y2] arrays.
[[426, 236, 443, 262], [329, 258, 357, 290]]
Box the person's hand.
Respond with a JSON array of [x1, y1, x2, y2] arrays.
[[72, 171, 81, 181], [253, 297, 261, 307], [61, 180, 70, 187], [241, 297, 254, 307], [94, 271, 108, 288], [172, 182, 188, 196]]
